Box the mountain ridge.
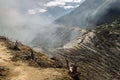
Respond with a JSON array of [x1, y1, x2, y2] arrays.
[[55, 0, 120, 27]]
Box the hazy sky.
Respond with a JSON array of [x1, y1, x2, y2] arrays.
[[16, 0, 84, 19]]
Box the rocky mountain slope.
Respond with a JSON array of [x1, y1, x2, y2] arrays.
[[0, 36, 72, 80], [55, 18, 120, 80]]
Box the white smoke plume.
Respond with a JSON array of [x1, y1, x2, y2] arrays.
[[0, 0, 52, 45], [0, 0, 79, 49]]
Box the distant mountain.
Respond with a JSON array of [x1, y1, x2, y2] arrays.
[[55, 0, 120, 27]]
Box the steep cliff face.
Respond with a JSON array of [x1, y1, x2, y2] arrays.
[[59, 18, 120, 80]]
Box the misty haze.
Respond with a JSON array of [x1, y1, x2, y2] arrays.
[[0, 0, 120, 80]]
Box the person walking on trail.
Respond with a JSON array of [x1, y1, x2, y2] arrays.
[[69, 63, 77, 74], [67, 62, 80, 80]]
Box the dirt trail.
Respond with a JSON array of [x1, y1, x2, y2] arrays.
[[0, 42, 70, 80], [0, 42, 12, 66]]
